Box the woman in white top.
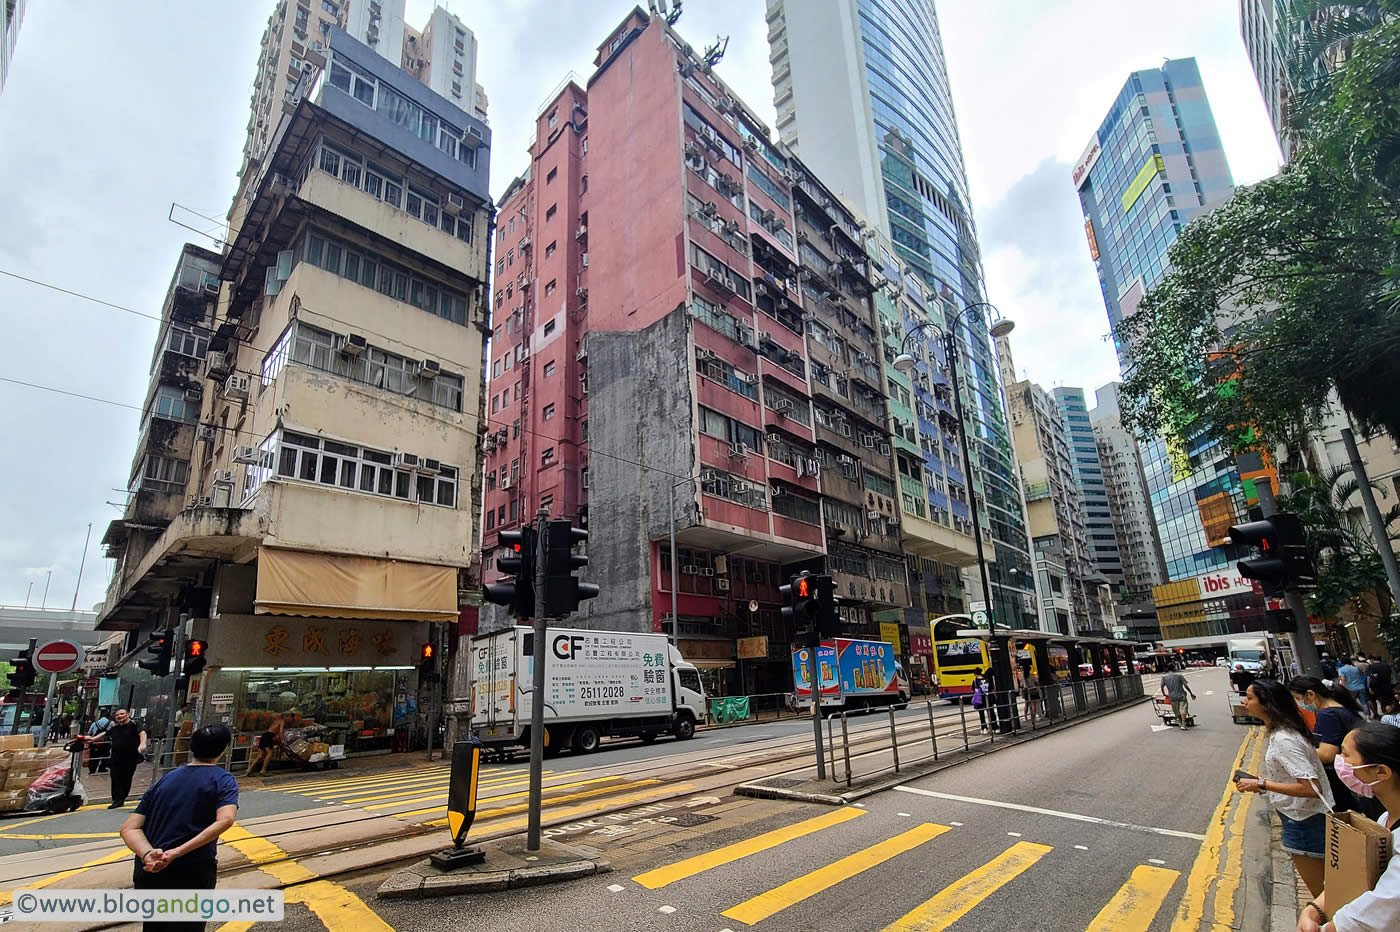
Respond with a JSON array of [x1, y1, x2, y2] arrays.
[[1297, 722, 1400, 931], [1236, 679, 1334, 898]]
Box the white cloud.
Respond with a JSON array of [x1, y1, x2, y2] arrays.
[[0, 0, 1286, 606]]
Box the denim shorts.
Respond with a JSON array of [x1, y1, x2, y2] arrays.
[[1279, 811, 1327, 858]]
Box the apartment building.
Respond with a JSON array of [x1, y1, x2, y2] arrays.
[[1, 0, 25, 94], [481, 9, 929, 696], [99, 27, 492, 756], [401, 6, 488, 122]]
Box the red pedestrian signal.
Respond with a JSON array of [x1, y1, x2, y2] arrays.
[[183, 639, 209, 678], [797, 578, 810, 598], [420, 642, 437, 675]]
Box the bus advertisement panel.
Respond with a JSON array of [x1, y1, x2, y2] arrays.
[[934, 638, 989, 698]]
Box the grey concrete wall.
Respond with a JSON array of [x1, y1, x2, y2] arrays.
[[580, 306, 695, 633]]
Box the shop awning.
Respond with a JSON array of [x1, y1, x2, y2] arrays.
[[254, 547, 458, 622], [687, 659, 737, 669]]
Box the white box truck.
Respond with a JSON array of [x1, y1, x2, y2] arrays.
[[470, 626, 707, 755]]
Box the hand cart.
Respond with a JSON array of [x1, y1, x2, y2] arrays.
[[279, 728, 345, 771], [1153, 696, 1196, 727]]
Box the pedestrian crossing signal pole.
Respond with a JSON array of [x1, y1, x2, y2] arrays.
[[430, 734, 486, 868], [527, 507, 550, 852], [782, 572, 825, 780]]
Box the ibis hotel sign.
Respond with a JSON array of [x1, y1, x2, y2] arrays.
[[1193, 570, 1257, 600], [1072, 133, 1103, 189]]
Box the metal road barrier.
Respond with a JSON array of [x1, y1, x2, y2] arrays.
[[824, 674, 1146, 787]]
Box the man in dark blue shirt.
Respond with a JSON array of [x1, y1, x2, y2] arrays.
[[120, 724, 238, 931]]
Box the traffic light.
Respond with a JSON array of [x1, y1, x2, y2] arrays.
[[419, 641, 437, 676], [138, 628, 176, 677], [483, 528, 537, 618], [6, 641, 36, 701], [1228, 511, 1314, 597], [809, 574, 838, 638], [542, 519, 599, 617], [781, 572, 818, 627], [183, 640, 208, 678]]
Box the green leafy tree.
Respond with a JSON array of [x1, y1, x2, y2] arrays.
[[1279, 467, 1400, 651], [1118, 8, 1400, 451]]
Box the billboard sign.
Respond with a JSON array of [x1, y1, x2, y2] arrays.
[[1073, 133, 1102, 189], [835, 638, 899, 696]]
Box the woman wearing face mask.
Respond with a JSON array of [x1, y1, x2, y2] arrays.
[[1295, 722, 1400, 932], [1237, 680, 1334, 898], [1289, 676, 1385, 819]]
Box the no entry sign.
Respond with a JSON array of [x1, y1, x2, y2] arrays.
[[34, 640, 83, 675]]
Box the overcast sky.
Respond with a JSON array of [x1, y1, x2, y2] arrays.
[[0, 0, 1279, 612]]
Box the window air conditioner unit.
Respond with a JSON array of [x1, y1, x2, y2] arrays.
[[576, 224, 588, 239], [223, 374, 251, 399], [728, 441, 748, 458], [197, 425, 217, 442], [202, 281, 220, 297], [394, 452, 421, 469], [743, 136, 759, 151], [682, 565, 699, 575], [184, 388, 204, 404], [499, 475, 511, 489], [518, 236, 531, 251], [773, 398, 793, 413], [418, 458, 442, 475], [716, 577, 731, 591], [417, 359, 441, 379], [337, 333, 367, 356], [444, 192, 465, 213], [213, 470, 236, 486], [867, 510, 881, 521], [195, 495, 214, 507], [581, 253, 589, 268], [576, 287, 589, 299], [232, 445, 260, 465], [766, 433, 781, 444], [701, 567, 715, 577]]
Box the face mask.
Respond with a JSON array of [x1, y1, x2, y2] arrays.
[[1336, 758, 1385, 798]]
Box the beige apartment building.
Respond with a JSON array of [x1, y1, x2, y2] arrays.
[[99, 26, 492, 758]]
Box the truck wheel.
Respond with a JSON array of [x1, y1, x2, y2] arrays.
[[571, 726, 601, 754], [673, 714, 696, 741]]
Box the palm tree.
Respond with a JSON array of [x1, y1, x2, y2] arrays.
[[1285, 1, 1398, 101], [1280, 466, 1400, 648]]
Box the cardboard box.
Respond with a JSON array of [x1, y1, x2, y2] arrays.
[[0, 734, 34, 751], [0, 789, 28, 811], [1326, 812, 1395, 912]]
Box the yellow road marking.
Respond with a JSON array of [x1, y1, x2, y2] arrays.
[[424, 782, 699, 832], [287, 879, 395, 931], [0, 804, 113, 833], [367, 775, 621, 812], [0, 847, 130, 906], [1169, 727, 1257, 932], [214, 924, 255, 932], [312, 776, 454, 799], [633, 807, 865, 890], [324, 770, 544, 804], [880, 841, 1052, 932], [283, 768, 454, 792], [1211, 732, 1264, 928], [0, 832, 120, 840], [723, 822, 950, 925], [1085, 865, 1180, 932], [398, 778, 656, 820], [223, 824, 316, 885]]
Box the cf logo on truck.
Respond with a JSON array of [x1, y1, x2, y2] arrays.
[[553, 635, 584, 660]]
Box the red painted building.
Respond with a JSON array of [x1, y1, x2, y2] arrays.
[[481, 8, 907, 695]]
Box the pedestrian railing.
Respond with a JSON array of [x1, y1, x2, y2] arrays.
[[824, 674, 1145, 787]]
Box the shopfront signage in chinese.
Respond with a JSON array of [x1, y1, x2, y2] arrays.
[[208, 615, 418, 669]]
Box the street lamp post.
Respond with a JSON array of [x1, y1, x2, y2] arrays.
[[894, 303, 1017, 728]]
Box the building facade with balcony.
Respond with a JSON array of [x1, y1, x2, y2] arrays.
[[766, 0, 1036, 629], [481, 9, 926, 696], [99, 27, 491, 757]]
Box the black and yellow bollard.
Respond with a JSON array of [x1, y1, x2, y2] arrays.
[[430, 736, 487, 868]]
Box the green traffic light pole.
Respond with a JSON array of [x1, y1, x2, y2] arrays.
[[893, 302, 1018, 730], [527, 507, 550, 852], [159, 616, 187, 776]]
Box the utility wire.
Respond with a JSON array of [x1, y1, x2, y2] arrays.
[[0, 266, 721, 483]]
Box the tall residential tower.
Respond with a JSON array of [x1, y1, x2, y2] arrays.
[[766, 0, 1036, 628]]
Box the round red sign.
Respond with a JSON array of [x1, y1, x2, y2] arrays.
[[34, 640, 83, 675]]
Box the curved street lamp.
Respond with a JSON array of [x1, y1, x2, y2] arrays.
[[891, 302, 1013, 625]]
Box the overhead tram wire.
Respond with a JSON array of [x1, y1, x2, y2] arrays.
[[0, 267, 711, 484]]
